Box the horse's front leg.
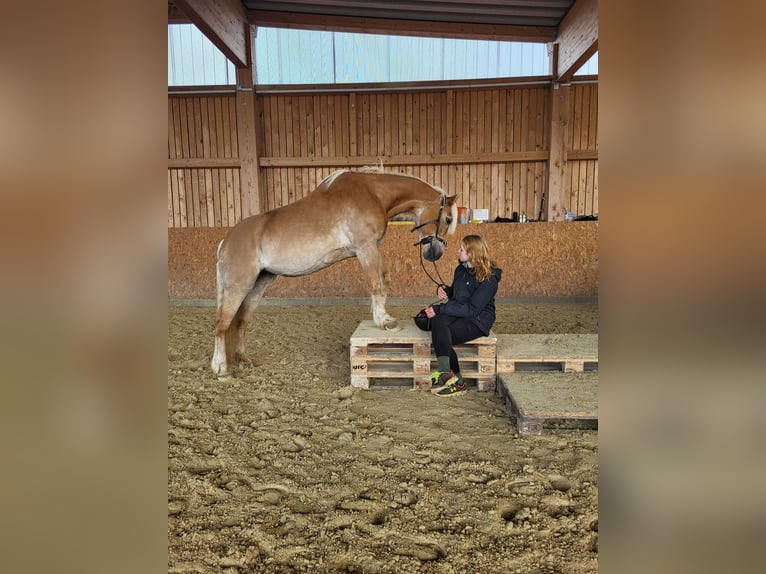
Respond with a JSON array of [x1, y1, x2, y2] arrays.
[[356, 245, 399, 331]]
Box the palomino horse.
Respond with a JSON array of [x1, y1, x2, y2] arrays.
[[211, 168, 458, 378]]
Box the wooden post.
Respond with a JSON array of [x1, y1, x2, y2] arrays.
[[547, 83, 569, 221], [235, 24, 262, 219]]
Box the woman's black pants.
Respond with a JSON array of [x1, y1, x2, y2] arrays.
[[430, 313, 485, 374]]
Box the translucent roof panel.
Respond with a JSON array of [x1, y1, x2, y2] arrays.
[[168, 25, 598, 87]]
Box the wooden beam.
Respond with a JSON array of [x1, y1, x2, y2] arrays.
[[173, 0, 249, 68], [546, 85, 570, 221], [168, 158, 241, 169], [235, 36, 262, 218], [554, 0, 598, 83], [566, 150, 598, 160], [248, 10, 557, 43], [258, 151, 550, 168], [168, 3, 191, 24]]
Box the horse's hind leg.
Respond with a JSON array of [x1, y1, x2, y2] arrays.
[[211, 282, 252, 379], [232, 272, 276, 368], [356, 244, 399, 330]]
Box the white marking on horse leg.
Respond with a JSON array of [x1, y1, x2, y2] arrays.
[[357, 245, 399, 330], [211, 283, 252, 378]]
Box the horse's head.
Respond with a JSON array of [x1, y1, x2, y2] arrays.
[[413, 192, 458, 262]]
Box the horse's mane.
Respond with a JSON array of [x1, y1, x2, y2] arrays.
[[321, 166, 446, 197]]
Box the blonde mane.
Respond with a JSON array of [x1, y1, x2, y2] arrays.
[[323, 165, 446, 198]]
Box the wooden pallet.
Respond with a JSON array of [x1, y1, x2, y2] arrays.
[[496, 334, 598, 373], [350, 320, 497, 391], [497, 372, 598, 435]]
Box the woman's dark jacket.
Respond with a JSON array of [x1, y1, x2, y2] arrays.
[[434, 262, 502, 335]]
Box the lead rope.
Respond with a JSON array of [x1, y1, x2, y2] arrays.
[[414, 192, 448, 294], [418, 246, 448, 294]]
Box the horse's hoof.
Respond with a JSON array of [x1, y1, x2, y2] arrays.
[[216, 372, 232, 380], [383, 321, 401, 331]]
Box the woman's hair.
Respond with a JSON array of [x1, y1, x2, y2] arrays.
[[462, 235, 496, 282]]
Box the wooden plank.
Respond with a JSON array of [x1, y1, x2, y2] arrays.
[[168, 101, 181, 225], [577, 160, 587, 216], [312, 96, 322, 162], [351, 320, 496, 345], [417, 92, 426, 155], [496, 334, 598, 373], [192, 98, 205, 225], [446, 89, 454, 156], [349, 93, 357, 156], [321, 94, 331, 158], [547, 85, 569, 221], [587, 85, 598, 150], [592, 160, 599, 215], [277, 98, 288, 207], [498, 372, 598, 436], [359, 93, 369, 156], [233, 169, 242, 222], [572, 85, 583, 154], [565, 150, 598, 160], [370, 93, 379, 157], [167, 171, 174, 227], [168, 99, 179, 160], [326, 95, 335, 157], [177, 169, 188, 227], [481, 90, 492, 213], [284, 95, 295, 161], [227, 98, 240, 222], [167, 158, 242, 168], [335, 95, 344, 157], [200, 99, 213, 225], [405, 92, 414, 156]]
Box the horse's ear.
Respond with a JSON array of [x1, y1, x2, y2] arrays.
[[446, 194, 459, 206]]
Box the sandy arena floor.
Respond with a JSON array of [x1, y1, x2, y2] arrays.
[[168, 302, 598, 573]]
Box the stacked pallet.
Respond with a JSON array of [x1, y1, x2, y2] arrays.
[[349, 320, 497, 391], [496, 334, 598, 435]]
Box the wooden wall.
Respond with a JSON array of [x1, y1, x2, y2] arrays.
[[167, 94, 242, 227], [168, 79, 598, 228], [566, 84, 599, 217], [168, 222, 598, 300]]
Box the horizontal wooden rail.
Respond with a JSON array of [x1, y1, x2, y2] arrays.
[[566, 150, 599, 160], [167, 150, 597, 170], [168, 158, 241, 168], [258, 152, 549, 168]]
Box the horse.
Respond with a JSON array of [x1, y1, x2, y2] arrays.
[[210, 167, 458, 378]]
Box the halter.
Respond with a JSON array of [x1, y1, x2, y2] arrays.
[[411, 192, 447, 249], [411, 193, 448, 288]]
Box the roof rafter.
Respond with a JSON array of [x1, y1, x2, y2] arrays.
[[173, 0, 251, 68], [554, 0, 598, 83], [247, 10, 557, 42]]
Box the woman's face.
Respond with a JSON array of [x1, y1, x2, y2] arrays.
[[458, 243, 470, 263]]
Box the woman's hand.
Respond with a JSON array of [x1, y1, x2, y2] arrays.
[[425, 306, 436, 318], [436, 285, 448, 302]]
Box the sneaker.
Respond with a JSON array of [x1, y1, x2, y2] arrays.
[[429, 370, 458, 388], [432, 380, 468, 397]]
